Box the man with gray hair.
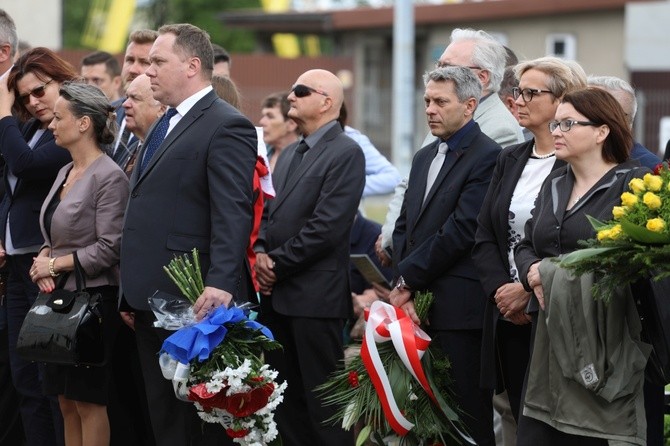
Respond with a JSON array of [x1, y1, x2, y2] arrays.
[[389, 66, 500, 446], [0, 9, 16, 79], [587, 75, 659, 169], [436, 28, 524, 148], [378, 29, 524, 268]]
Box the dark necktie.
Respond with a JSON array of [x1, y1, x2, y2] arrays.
[[139, 108, 178, 174], [283, 140, 309, 186]]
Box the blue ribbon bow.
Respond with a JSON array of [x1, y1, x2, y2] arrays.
[[161, 306, 274, 363]]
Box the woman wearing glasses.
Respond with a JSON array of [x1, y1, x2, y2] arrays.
[[513, 88, 649, 444], [0, 47, 77, 445], [473, 57, 586, 427]]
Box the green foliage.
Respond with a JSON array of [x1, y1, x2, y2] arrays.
[[560, 164, 670, 302], [190, 320, 282, 381], [148, 0, 260, 52], [61, 0, 261, 52], [315, 293, 470, 446], [63, 0, 92, 49]]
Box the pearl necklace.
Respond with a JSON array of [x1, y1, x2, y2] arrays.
[[532, 144, 556, 159]]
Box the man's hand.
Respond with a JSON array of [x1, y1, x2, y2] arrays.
[[389, 287, 412, 308], [374, 234, 392, 267], [494, 282, 531, 318], [255, 253, 276, 295], [352, 289, 379, 317], [120, 311, 136, 330], [193, 286, 234, 321], [371, 282, 391, 302]]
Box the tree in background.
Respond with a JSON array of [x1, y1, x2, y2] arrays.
[[63, 0, 259, 52]]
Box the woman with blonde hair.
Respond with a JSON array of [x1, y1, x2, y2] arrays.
[[473, 56, 587, 424]]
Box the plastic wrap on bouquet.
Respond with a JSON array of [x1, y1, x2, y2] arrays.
[[148, 291, 196, 330]]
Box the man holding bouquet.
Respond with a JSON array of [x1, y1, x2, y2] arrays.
[[389, 66, 500, 445], [119, 23, 257, 446], [254, 69, 365, 446]]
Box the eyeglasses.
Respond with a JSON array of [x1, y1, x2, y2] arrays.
[[512, 87, 553, 103], [548, 119, 597, 132], [291, 84, 329, 98], [19, 79, 54, 105], [435, 61, 482, 70]]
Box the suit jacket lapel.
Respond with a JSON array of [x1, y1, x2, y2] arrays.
[[134, 92, 215, 186], [271, 125, 341, 213]]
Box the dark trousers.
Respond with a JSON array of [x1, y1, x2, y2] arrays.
[[0, 291, 24, 446], [262, 310, 353, 446], [5, 253, 63, 446], [133, 311, 234, 446], [496, 319, 531, 422], [430, 329, 495, 446]]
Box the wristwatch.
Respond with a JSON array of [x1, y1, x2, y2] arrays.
[[395, 276, 412, 292]]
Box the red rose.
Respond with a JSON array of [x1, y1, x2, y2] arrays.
[[226, 428, 249, 438], [654, 163, 664, 175]]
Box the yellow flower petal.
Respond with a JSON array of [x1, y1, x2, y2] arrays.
[[629, 178, 646, 194], [612, 206, 627, 220], [621, 192, 638, 207], [644, 173, 664, 192], [643, 192, 662, 210], [646, 218, 666, 233]]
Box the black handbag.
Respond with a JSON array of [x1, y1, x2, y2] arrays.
[[631, 276, 670, 386], [16, 253, 105, 366]]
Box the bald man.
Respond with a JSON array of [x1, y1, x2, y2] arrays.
[[120, 74, 166, 174], [255, 69, 365, 446]]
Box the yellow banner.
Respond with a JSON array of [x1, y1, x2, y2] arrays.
[[82, 0, 136, 53]]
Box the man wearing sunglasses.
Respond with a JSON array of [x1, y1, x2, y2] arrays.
[[254, 69, 365, 446]]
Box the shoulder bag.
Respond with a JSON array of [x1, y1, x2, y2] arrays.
[[16, 252, 105, 366]]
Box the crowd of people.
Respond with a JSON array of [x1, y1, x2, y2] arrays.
[[0, 7, 664, 446]]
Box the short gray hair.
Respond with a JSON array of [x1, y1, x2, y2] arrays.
[[59, 82, 117, 148], [450, 28, 506, 93], [587, 75, 637, 124], [0, 9, 17, 59], [424, 66, 482, 106]]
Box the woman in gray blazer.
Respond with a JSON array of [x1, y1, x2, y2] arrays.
[[30, 82, 129, 446]]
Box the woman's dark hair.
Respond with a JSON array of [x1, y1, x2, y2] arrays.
[[7, 47, 79, 121], [59, 82, 117, 148], [561, 87, 632, 164]]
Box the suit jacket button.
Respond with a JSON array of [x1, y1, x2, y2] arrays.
[[409, 239, 415, 247], [131, 192, 138, 198]]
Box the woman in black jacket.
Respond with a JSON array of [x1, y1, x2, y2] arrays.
[[0, 47, 76, 445], [514, 88, 649, 444], [472, 57, 586, 423]]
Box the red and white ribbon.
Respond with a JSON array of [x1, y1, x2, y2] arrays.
[[360, 300, 432, 436]]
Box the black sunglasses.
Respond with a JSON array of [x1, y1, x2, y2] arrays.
[[291, 84, 329, 98], [19, 79, 54, 105]]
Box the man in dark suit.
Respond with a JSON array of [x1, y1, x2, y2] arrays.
[[389, 66, 501, 446], [119, 23, 257, 446], [254, 69, 365, 446]]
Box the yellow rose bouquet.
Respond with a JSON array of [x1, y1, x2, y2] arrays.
[[561, 162, 670, 301]]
